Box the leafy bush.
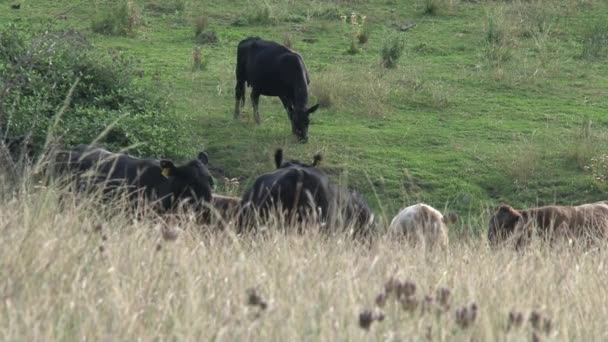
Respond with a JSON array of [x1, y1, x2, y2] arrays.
[[381, 34, 405, 68], [0, 25, 186, 158], [194, 14, 209, 38], [145, 0, 186, 15], [581, 22, 608, 60], [91, 0, 140, 36]]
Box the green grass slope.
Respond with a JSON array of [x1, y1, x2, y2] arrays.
[[3, 0, 608, 222]]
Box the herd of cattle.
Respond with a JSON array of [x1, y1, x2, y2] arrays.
[[6, 36, 606, 249], [50, 143, 608, 249]]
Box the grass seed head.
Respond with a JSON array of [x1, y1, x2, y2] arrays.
[[246, 288, 267, 310], [375, 293, 387, 308], [507, 311, 524, 330], [455, 303, 478, 329], [358, 309, 373, 330]]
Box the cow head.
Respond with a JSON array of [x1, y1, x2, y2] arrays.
[[292, 104, 319, 143], [488, 204, 524, 246], [159, 152, 213, 209], [274, 148, 322, 169]]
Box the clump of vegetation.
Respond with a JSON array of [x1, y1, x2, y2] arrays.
[[194, 14, 209, 38], [483, 10, 512, 67], [381, 34, 405, 68], [145, 0, 186, 15], [195, 31, 218, 45], [247, 3, 275, 25], [585, 154, 608, 182], [193, 13, 217, 44], [311, 68, 390, 117], [423, 0, 441, 16], [341, 13, 369, 54], [91, 0, 140, 36], [580, 22, 608, 60], [192, 46, 203, 71], [0, 25, 185, 157], [282, 33, 293, 49], [422, 0, 455, 16]]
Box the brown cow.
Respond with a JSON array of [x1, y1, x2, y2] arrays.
[[488, 202, 608, 248]]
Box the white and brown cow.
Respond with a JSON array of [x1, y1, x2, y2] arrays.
[[389, 203, 457, 249]]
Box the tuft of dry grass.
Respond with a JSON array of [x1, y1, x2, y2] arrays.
[[192, 46, 203, 71], [194, 14, 209, 38], [0, 169, 608, 340], [311, 68, 391, 118]]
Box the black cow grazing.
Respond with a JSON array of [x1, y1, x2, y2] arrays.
[[239, 149, 374, 235], [234, 37, 319, 142], [57, 144, 214, 212]]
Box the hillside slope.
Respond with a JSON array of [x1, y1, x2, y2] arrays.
[[2, 0, 608, 223]]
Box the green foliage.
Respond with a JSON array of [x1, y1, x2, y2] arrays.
[[247, 3, 275, 25], [194, 14, 209, 38], [0, 25, 185, 158], [91, 0, 140, 36], [145, 0, 186, 15], [581, 22, 608, 60], [483, 11, 512, 66], [423, 0, 440, 16], [381, 34, 405, 68]]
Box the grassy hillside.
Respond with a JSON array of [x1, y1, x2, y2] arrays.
[[3, 0, 608, 220]]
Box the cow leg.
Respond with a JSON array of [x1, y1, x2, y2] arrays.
[[234, 81, 245, 119], [251, 90, 261, 125], [279, 96, 294, 120]]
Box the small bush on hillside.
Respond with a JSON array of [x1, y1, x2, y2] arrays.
[[585, 154, 608, 182], [194, 14, 209, 38], [423, 0, 441, 16], [248, 3, 275, 25], [195, 31, 218, 45], [341, 13, 368, 54], [483, 11, 512, 67], [422, 0, 455, 16], [581, 22, 608, 60], [0, 25, 185, 158], [91, 0, 141, 36], [381, 34, 405, 68], [283, 33, 293, 49], [145, 0, 186, 15], [311, 69, 389, 118], [192, 46, 204, 71]]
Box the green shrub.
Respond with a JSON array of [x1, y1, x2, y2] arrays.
[[247, 3, 275, 25], [381, 34, 405, 68], [91, 1, 140, 36], [145, 0, 186, 15], [0, 25, 185, 158], [581, 22, 608, 60], [194, 14, 209, 38]]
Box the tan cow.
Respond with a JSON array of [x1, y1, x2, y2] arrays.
[[488, 202, 608, 248], [389, 203, 457, 249]]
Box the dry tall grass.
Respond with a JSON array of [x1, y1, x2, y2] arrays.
[[1, 172, 608, 340]]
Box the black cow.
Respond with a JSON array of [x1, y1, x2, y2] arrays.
[[2, 135, 34, 160], [234, 37, 319, 142], [56, 144, 214, 212], [239, 149, 374, 235]]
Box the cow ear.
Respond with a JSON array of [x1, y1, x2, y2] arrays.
[[160, 160, 177, 178], [443, 212, 458, 224], [274, 148, 283, 169], [307, 103, 319, 115], [198, 152, 209, 165]]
